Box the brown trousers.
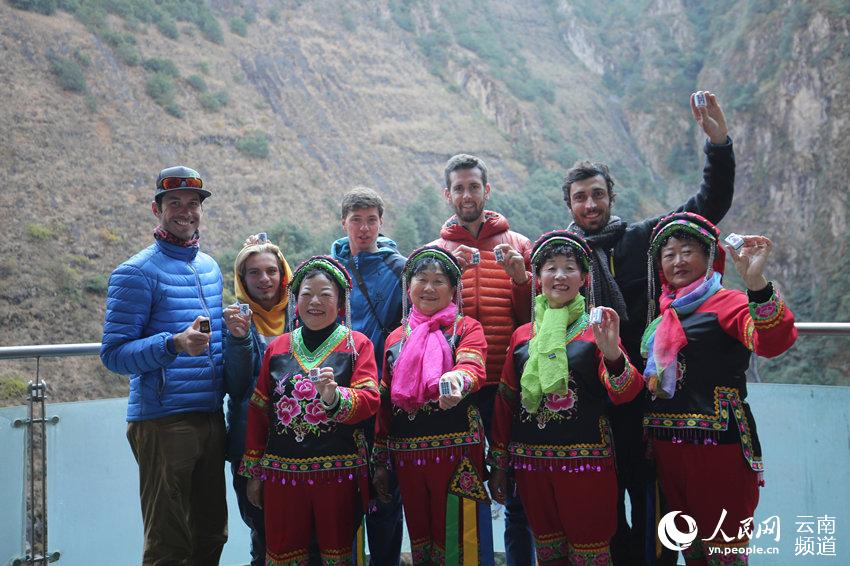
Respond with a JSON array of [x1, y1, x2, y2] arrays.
[[127, 411, 228, 566]]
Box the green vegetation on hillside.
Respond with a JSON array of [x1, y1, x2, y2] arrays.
[[391, 0, 556, 104], [49, 53, 86, 92], [235, 131, 270, 159]]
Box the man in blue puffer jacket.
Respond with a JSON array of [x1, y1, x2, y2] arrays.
[[100, 166, 227, 566], [331, 187, 406, 566]]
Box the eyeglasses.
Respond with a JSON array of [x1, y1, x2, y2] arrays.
[[160, 176, 203, 190]]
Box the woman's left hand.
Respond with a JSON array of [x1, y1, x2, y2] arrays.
[[590, 307, 623, 362], [314, 367, 339, 406], [727, 235, 772, 291], [438, 371, 464, 410]]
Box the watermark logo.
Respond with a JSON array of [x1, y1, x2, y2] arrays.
[[794, 515, 837, 557], [657, 511, 699, 551]]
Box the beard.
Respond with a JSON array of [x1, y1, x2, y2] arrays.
[[455, 203, 484, 223]]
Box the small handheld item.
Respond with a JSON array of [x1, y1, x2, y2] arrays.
[[439, 376, 453, 396], [694, 91, 707, 108], [257, 232, 268, 243], [589, 307, 603, 325], [724, 233, 745, 251], [199, 318, 211, 334], [494, 248, 505, 263], [309, 368, 322, 382], [239, 303, 251, 316], [470, 250, 481, 265]]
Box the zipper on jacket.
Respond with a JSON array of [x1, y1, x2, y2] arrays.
[[157, 368, 166, 406], [188, 263, 218, 412]]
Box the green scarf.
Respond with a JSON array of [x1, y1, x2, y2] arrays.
[[520, 294, 587, 413]]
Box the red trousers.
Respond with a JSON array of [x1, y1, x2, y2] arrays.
[[263, 475, 359, 565], [394, 449, 484, 565], [515, 466, 616, 565], [654, 440, 760, 565]]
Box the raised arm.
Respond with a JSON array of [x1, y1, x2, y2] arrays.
[[678, 92, 735, 223], [720, 236, 797, 357], [635, 92, 735, 235]]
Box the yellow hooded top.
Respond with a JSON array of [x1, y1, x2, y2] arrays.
[[233, 239, 293, 337]]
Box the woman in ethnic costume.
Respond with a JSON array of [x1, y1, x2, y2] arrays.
[[488, 230, 644, 565], [372, 245, 492, 566], [240, 256, 380, 566], [641, 212, 796, 564]]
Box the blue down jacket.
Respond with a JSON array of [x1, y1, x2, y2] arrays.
[[100, 239, 224, 422]]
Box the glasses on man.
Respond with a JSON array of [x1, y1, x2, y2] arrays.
[[160, 176, 204, 191]]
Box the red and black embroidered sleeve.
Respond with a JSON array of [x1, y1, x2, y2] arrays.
[[373, 327, 404, 468], [488, 324, 529, 471], [453, 316, 488, 396], [595, 335, 644, 405], [329, 332, 380, 425], [239, 334, 288, 478], [711, 286, 797, 358]]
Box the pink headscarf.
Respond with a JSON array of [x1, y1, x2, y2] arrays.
[[391, 303, 458, 412]]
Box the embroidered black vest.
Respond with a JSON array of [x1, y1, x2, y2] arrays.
[[383, 331, 483, 455], [507, 337, 615, 468], [264, 350, 366, 469], [644, 310, 763, 472]]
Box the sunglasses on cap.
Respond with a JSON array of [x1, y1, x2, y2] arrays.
[[159, 176, 204, 191]]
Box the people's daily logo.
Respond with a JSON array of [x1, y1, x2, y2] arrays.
[[658, 511, 699, 551]]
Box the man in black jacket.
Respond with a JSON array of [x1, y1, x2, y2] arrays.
[[563, 92, 734, 565]]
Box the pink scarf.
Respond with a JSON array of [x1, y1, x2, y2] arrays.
[[391, 303, 458, 412]]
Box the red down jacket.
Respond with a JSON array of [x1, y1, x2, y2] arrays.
[[431, 210, 532, 386]]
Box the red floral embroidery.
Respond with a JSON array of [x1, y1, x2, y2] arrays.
[[275, 396, 302, 427], [544, 389, 575, 412], [304, 399, 330, 425], [292, 377, 318, 401]]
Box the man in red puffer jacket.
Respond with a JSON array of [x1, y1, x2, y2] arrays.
[[430, 153, 535, 565]]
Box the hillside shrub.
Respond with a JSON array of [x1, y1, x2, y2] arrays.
[[114, 42, 141, 66], [199, 90, 228, 111], [27, 223, 54, 240], [9, 0, 58, 15], [389, 0, 414, 32], [145, 72, 181, 116], [84, 274, 109, 294], [186, 74, 208, 92], [229, 16, 247, 36], [197, 12, 223, 43], [143, 57, 179, 77], [73, 48, 92, 67], [157, 16, 179, 38], [236, 131, 270, 159], [49, 54, 86, 92], [0, 377, 28, 403]]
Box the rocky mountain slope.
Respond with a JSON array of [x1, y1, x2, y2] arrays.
[[1, 0, 847, 404]]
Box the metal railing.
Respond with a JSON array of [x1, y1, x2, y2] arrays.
[[0, 321, 848, 565], [1, 322, 848, 362]]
